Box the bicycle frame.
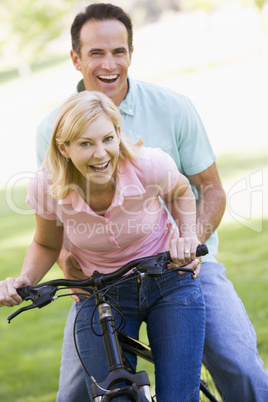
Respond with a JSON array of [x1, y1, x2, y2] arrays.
[[90, 301, 152, 401]]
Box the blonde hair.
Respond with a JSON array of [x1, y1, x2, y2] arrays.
[[45, 91, 143, 199]]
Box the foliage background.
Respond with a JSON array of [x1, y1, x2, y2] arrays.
[[1, 0, 268, 74]]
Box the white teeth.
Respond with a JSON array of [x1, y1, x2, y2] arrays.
[[98, 75, 118, 80], [93, 162, 108, 168]]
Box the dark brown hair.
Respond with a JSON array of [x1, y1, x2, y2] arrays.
[[71, 3, 133, 56]]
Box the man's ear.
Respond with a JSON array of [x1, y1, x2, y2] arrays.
[[70, 49, 82, 71], [129, 46, 134, 66]]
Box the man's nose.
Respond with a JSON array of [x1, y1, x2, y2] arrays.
[[101, 53, 116, 70]]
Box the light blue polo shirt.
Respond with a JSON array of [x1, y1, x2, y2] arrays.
[[36, 76, 218, 262]]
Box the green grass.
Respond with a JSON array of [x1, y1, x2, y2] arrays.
[[215, 148, 268, 368], [0, 149, 268, 400], [0, 185, 72, 402], [216, 148, 268, 182], [217, 219, 268, 367]]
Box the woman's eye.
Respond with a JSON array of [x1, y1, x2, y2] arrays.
[[104, 136, 114, 142], [81, 141, 91, 147]]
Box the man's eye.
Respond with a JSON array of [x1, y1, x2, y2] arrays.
[[114, 49, 126, 55], [91, 51, 103, 56]]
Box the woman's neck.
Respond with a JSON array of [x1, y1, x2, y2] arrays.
[[79, 178, 116, 216]]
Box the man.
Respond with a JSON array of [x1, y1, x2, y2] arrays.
[[37, 3, 268, 401]]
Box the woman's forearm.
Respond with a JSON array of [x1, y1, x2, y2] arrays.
[[20, 240, 61, 285]]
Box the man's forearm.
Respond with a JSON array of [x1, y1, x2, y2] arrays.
[[196, 186, 226, 244], [57, 246, 86, 280]]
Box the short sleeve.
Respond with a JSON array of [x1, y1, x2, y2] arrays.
[[36, 106, 60, 168], [175, 95, 216, 176], [139, 148, 181, 195], [26, 169, 58, 220]]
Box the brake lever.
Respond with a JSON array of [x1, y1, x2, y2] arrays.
[[134, 252, 196, 276], [134, 253, 171, 276], [7, 285, 58, 323], [7, 304, 39, 323]]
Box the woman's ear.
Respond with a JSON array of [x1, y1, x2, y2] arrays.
[[116, 126, 121, 140], [56, 141, 69, 158]]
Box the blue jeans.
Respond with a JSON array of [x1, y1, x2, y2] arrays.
[[59, 272, 205, 401], [201, 263, 268, 401], [57, 263, 268, 402]]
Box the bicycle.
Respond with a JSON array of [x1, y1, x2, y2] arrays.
[[7, 245, 220, 401]]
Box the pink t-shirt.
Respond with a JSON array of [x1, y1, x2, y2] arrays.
[[27, 147, 180, 276]]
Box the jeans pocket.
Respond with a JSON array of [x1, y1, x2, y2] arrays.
[[157, 273, 202, 306]]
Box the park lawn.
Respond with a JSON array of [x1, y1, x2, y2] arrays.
[[0, 148, 268, 400], [216, 148, 268, 366], [217, 219, 268, 365], [0, 185, 72, 402]]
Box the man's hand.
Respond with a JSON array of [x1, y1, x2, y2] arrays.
[[58, 247, 88, 302]]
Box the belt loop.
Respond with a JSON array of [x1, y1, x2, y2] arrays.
[[137, 275, 141, 289]]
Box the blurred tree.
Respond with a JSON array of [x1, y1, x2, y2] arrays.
[[253, 0, 268, 8], [0, 0, 267, 76], [128, 0, 180, 24], [179, 0, 230, 12], [0, 0, 78, 76], [127, 0, 268, 23], [176, 0, 268, 13]]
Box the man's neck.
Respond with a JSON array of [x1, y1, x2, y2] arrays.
[[77, 78, 130, 106]]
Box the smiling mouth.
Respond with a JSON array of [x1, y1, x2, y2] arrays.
[[98, 74, 119, 83], [89, 161, 110, 172]]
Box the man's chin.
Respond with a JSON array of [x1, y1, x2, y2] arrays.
[[94, 80, 126, 104]]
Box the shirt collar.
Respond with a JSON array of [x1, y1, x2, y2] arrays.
[[76, 76, 136, 117], [76, 79, 85, 93], [58, 158, 145, 212], [59, 191, 90, 213], [118, 76, 136, 116], [116, 158, 145, 198]]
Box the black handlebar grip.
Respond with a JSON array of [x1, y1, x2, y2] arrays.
[[163, 244, 208, 261], [17, 287, 30, 299], [196, 244, 208, 257]]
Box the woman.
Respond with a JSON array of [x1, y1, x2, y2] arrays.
[[0, 91, 205, 401]]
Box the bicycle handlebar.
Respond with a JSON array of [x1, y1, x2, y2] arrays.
[[8, 244, 208, 323]]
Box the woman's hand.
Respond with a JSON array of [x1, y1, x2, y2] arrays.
[[169, 237, 201, 279], [0, 276, 31, 307]]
